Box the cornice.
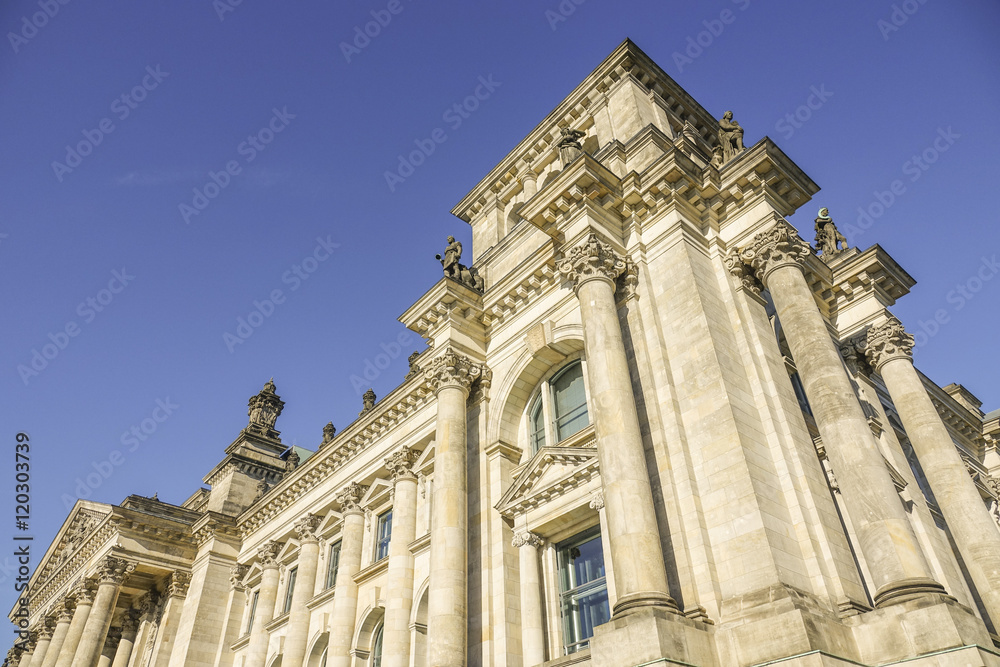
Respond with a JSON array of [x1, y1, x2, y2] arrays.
[[399, 276, 486, 343], [496, 444, 600, 518]]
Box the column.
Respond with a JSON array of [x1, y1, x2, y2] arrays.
[[383, 447, 420, 667], [54, 580, 96, 667], [738, 221, 943, 606], [17, 635, 35, 667], [557, 234, 677, 618], [244, 541, 282, 667], [41, 603, 74, 667], [327, 483, 368, 667], [96, 630, 119, 667], [212, 566, 248, 667], [72, 556, 135, 667], [29, 621, 54, 667], [867, 316, 1000, 621], [282, 514, 323, 666], [512, 531, 545, 667], [426, 349, 483, 666], [110, 612, 138, 667]]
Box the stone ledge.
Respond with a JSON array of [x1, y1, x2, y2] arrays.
[[589, 607, 715, 667]]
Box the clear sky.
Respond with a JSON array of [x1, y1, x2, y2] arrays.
[[2, 0, 998, 621]]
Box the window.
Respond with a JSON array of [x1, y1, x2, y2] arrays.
[[557, 527, 610, 654], [326, 540, 342, 589], [246, 590, 259, 634], [527, 360, 590, 453], [371, 624, 384, 667], [282, 566, 297, 614], [375, 510, 393, 561]]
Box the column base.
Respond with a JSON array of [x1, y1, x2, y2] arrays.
[[590, 607, 715, 667], [872, 577, 949, 608], [611, 591, 680, 619]]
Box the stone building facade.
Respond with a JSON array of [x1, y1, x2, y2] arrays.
[[8, 40, 1000, 667]]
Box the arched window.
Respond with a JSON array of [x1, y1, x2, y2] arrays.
[[370, 625, 384, 667], [526, 360, 590, 453]]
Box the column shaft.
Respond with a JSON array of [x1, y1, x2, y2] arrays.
[[54, 597, 93, 667], [515, 535, 545, 667], [70, 582, 120, 667], [327, 500, 366, 667], [41, 617, 71, 667], [283, 514, 322, 666], [383, 465, 419, 667], [109, 628, 136, 667], [28, 637, 50, 667], [244, 557, 280, 667]]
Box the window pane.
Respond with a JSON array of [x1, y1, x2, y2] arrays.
[[372, 625, 384, 667], [326, 541, 342, 589], [530, 398, 546, 453], [557, 528, 609, 654], [376, 511, 393, 561], [553, 363, 588, 441], [246, 591, 259, 634], [283, 567, 297, 613]]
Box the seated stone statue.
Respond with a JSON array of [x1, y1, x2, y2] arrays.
[[718, 111, 745, 163], [814, 207, 848, 258]]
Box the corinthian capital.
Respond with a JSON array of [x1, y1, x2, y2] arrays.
[[558, 233, 627, 289], [294, 513, 322, 543], [167, 571, 192, 598], [738, 220, 812, 284], [511, 530, 544, 549], [864, 316, 914, 371], [336, 482, 369, 515], [725, 248, 763, 297], [70, 579, 97, 606], [257, 540, 283, 568], [97, 555, 136, 586], [424, 348, 484, 395], [386, 447, 420, 483]]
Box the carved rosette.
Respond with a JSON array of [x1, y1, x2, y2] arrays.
[[511, 531, 544, 549], [864, 317, 914, 372], [385, 447, 420, 483], [230, 563, 249, 591], [257, 540, 283, 569], [97, 555, 136, 586], [738, 221, 812, 284], [294, 513, 322, 544], [336, 482, 369, 516], [424, 348, 484, 396], [70, 579, 97, 606], [557, 233, 627, 291], [724, 248, 763, 297], [166, 571, 192, 599]]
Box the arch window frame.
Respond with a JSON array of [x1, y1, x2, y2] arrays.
[[525, 357, 591, 454]]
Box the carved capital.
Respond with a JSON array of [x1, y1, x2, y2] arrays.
[[386, 447, 420, 483], [104, 628, 121, 651], [70, 579, 97, 606], [120, 610, 140, 634], [558, 233, 626, 290], [230, 564, 249, 590], [336, 483, 369, 515], [97, 555, 135, 586], [135, 591, 159, 621], [37, 619, 55, 641], [257, 540, 283, 568], [56, 599, 76, 624], [425, 348, 484, 395], [294, 513, 322, 543], [738, 221, 812, 284], [166, 571, 191, 598], [865, 316, 913, 371], [511, 530, 544, 549], [725, 248, 763, 297]]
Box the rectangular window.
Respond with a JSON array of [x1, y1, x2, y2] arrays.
[[553, 363, 589, 441], [246, 590, 259, 634], [557, 526, 610, 654], [282, 566, 297, 614], [375, 510, 393, 561], [326, 540, 342, 589]]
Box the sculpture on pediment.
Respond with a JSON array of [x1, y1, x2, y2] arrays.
[[436, 236, 485, 293], [360, 388, 377, 416], [557, 127, 586, 166], [404, 351, 422, 380], [718, 111, 745, 163], [285, 448, 300, 471], [814, 207, 849, 259], [254, 477, 270, 501], [322, 422, 336, 446], [247, 378, 284, 440]]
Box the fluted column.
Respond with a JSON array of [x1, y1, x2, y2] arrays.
[[558, 234, 677, 618], [327, 483, 368, 667], [383, 447, 420, 667], [245, 541, 283, 667], [109, 612, 138, 667], [737, 221, 943, 606], [426, 349, 484, 666], [72, 556, 135, 667], [96, 630, 119, 667], [283, 514, 323, 666], [41, 604, 74, 667], [867, 316, 1000, 620], [29, 621, 54, 667], [513, 531, 545, 667], [54, 580, 96, 667]]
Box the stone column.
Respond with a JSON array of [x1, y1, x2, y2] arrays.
[[513, 531, 545, 667], [426, 349, 483, 666], [867, 317, 1000, 620], [737, 221, 944, 606], [327, 483, 368, 667], [558, 234, 677, 618], [244, 541, 282, 667], [29, 621, 54, 667], [212, 566, 248, 667], [109, 612, 138, 667], [282, 514, 323, 666], [71, 556, 135, 667], [17, 635, 35, 667], [383, 447, 420, 667], [41, 604, 74, 667], [96, 630, 119, 667], [54, 580, 96, 667]]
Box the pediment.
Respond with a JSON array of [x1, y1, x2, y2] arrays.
[[360, 477, 392, 509], [30, 501, 114, 602], [496, 446, 598, 518]]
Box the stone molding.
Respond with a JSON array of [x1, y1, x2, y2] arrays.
[[425, 348, 485, 395], [96, 555, 136, 586], [336, 483, 369, 515], [293, 513, 322, 543], [511, 531, 544, 549], [738, 220, 813, 284], [557, 233, 627, 290], [257, 540, 283, 568], [385, 447, 420, 483], [167, 570, 192, 598], [864, 316, 914, 371]]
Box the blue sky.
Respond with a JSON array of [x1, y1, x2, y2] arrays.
[[2, 0, 998, 619]]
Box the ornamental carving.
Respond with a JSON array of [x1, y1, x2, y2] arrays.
[[738, 221, 812, 284], [424, 348, 484, 394], [230, 564, 249, 590], [97, 555, 135, 586], [70, 579, 97, 606], [336, 482, 369, 514], [167, 571, 192, 598], [56, 600, 76, 624], [589, 492, 605, 511], [386, 447, 420, 483], [864, 316, 913, 371], [557, 233, 626, 289], [247, 378, 285, 440], [360, 388, 377, 416], [724, 248, 763, 297], [120, 610, 140, 634], [404, 351, 422, 380], [37, 619, 55, 641], [135, 591, 160, 621], [511, 531, 544, 549], [257, 540, 283, 568], [104, 628, 121, 651], [294, 513, 322, 543]]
